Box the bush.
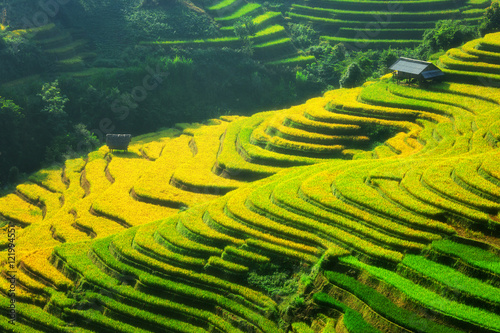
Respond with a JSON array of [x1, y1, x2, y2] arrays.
[[480, 0, 500, 35], [288, 23, 317, 49], [417, 20, 479, 58], [339, 62, 362, 88], [247, 263, 299, 299]]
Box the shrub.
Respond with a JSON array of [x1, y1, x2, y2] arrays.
[[288, 23, 317, 49], [248, 263, 299, 299], [339, 62, 363, 88], [480, 0, 500, 35], [419, 20, 479, 58]]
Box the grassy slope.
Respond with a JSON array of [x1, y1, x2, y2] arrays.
[[0, 33, 500, 332]]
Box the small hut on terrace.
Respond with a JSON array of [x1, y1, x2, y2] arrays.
[[390, 57, 444, 83], [106, 134, 132, 152]]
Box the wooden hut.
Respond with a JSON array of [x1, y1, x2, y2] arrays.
[[106, 134, 131, 152], [390, 57, 444, 83]]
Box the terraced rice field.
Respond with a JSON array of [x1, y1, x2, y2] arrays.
[[143, 0, 315, 66], [1, 33, 500, 332], [144, 0, 491, 61], [288, 0, 490, 50]]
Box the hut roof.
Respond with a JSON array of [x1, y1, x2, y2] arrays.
[[106, 134, 132, 150], [389, 57, 444, 79]]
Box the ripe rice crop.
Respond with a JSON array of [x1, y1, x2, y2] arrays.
[[481, 32, 500, 51], [132, 221, 206, 269], [21, 248, 73, 291], [422, 159, 500, 212], [360, 82, 463, 126], [156, 215, 223, 258], [171, 120, 245, 194], [99, 235, 280, 332], [462, 40, 500, 63], [439, 52, 500, 74], [244, 238, 318, 263], [369, 177, 445, 218], [269, 168, 428, 254], [221, 246, 270, 267], [226, 187, 325, 254], [300, 167, 445, 241], [433, 82, 500, 104], [0, 194, 43, 226], [384, 132, 419, 156], [454, 158, 500, 201], [386, 80, 486, 116], [265, 115, 369, 146], [28, 167, 66, 193], [238, 118, 326, 165], [334, 163, 455, 233], [16, 184, 62, 219], [205, 195, 321, 256], [133, 135, 217, 207], [284, 112, 361, 135], [401, 166, 491, 223], [82, 154, 111, 195], [480, 151, 500, 182], [53, 242, 241, 332], [177, 204, 244, 248], [92, 157, 178, 226], [373, 145, 396, 158], [216, 115, 284, 178], [2, 31, 500, 333]]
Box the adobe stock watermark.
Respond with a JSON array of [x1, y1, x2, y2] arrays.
[[6, 223, 16, 325], [21, 0, 70, 30], [5, 0, 72, 53]]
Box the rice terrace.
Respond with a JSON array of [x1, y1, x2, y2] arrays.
[[1, 0, 500, 332]]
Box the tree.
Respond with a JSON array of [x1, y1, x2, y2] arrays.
[[480, 0, 500, 35], [339, 62, 362, 88], [288, 23, 317, 49], [234, 16, 256, 55], [419, 20, 478, 57], [38, 80, 69, 117], [234, 16, 256, 40], [331, 43, 346, 61]]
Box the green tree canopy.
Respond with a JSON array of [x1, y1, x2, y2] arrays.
[[480, 0, 500, 34], [339, 62, 362, 88], [38, 80, 69, 117]]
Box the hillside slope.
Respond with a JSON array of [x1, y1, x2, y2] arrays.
[[1, 33, 500, 332]]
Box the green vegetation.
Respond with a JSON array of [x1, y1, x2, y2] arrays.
[[430, 239, 500, 275], [402, 254, 500, 305], [340, 256, 500, 331], [323, 270, 459, 333], [313, 292, 382, 333], [1, 4, 500, 333]]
